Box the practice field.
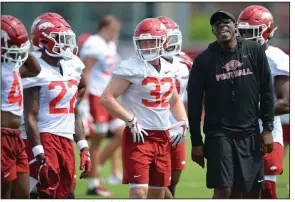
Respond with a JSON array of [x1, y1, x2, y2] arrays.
[[74, 137, 290, 199]]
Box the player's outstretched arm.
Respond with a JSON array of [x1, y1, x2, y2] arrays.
[[100, 77, 133, 122]]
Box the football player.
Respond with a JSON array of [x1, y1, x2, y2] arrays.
[[238, 5, 289, 199], [79, 15, 123, 196], [1, 15, 41, 198], [22, 16, 91, 199], [100, 18, 188, 199], [157, 16, 193, 199]]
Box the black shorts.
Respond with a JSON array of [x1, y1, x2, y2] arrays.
[[204, 133, 264, 192]]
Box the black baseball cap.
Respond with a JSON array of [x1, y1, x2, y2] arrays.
[[210, 9, 236, 26]]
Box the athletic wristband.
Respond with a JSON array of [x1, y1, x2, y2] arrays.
[[32, 145, 44, 158], [77, 140, 89, 151]]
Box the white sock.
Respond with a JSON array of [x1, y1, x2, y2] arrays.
[[264, 175, 277, 182], [88, 178, 100, 189]]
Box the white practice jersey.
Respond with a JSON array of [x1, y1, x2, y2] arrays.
[[21, 53, 85, 140], [2, 63, 23, 116], [258, 46, 289, 146], [113, 57, 177, 130], [169, 55, 190, 125], [79, 34, 117, 97]]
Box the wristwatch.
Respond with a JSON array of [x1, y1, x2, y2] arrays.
[[263, 123, 274, 132]]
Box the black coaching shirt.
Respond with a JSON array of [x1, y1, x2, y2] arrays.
[[187, 37, 274, 146]]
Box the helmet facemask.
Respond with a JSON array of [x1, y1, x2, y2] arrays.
[[163, 29, 182, 58], [238, 22, 277, 45], [133, 34, 166, 61], [1, 32, 30, 69], [43, 30, 78, 60]]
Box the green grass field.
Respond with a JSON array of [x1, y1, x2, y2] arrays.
[[74, 138, 290, 199]]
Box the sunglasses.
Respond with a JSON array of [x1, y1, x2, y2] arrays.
[[213, 19, 233, 27]]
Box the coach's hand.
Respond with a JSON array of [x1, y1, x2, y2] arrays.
[[261, 130, 273, 155], [191, 145, 205, 168], [79, 148, 91, 179]]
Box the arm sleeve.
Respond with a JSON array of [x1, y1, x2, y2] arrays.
[[187, 55, 205, 146], [258, 46, 275, 128]]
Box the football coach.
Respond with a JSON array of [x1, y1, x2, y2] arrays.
[[187, 9, 275, 199]]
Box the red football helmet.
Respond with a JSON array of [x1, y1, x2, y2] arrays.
[[157, 16, 182, 58], [133, 18, 168, 61], [1, 15, 30, 67], [32, 18, 78, 60], [237, 5, 277, 44], [31, 12, 64, 51]]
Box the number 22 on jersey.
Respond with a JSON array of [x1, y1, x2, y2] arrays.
[[142, 77, 174, 108], [49, 80, 78, 114]]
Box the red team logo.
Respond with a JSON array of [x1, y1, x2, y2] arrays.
[[216, 60, 252, 81], [222, 60, 243, 72]]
